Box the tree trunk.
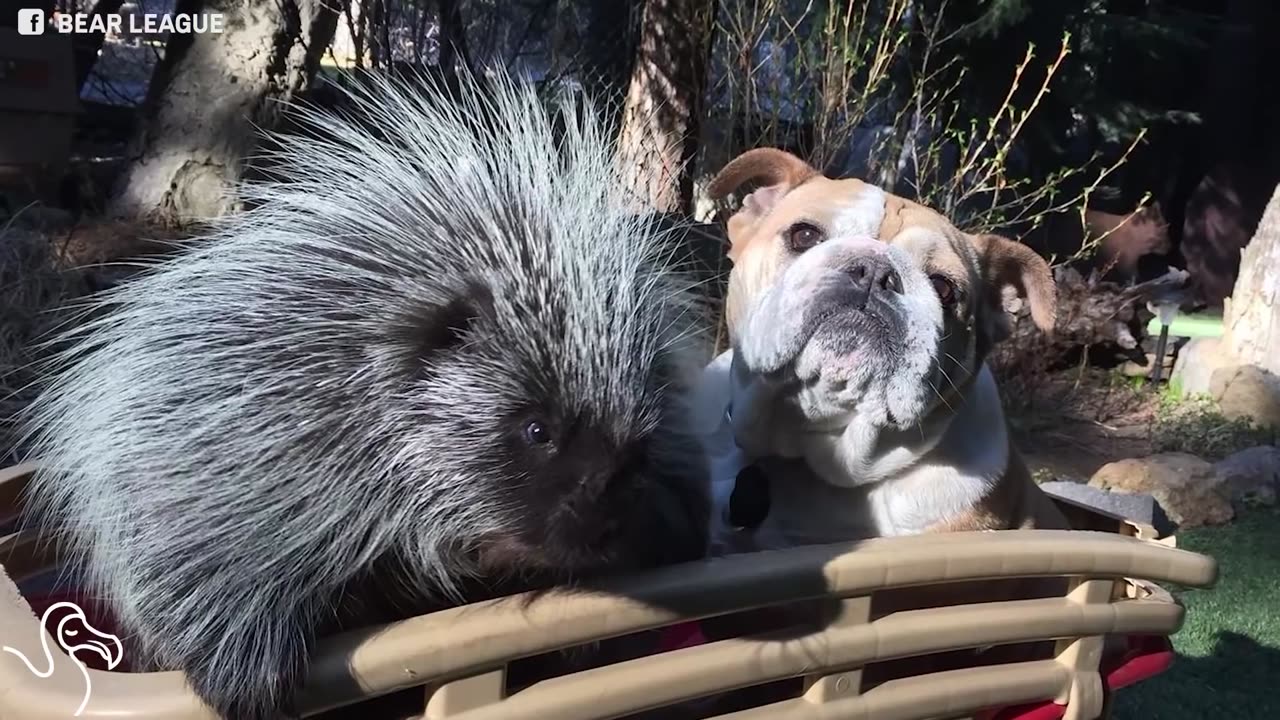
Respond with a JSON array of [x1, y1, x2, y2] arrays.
[[341, 0, 369, 69], [616, 0, 714, 214], [1222, 183, 1280, 375], [434, 0, 473, 90], [108, 0, 340, 224], [70, 0, 126, 91], [575, 0, 642, 124]]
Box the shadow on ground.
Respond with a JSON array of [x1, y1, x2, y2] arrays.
[[1114, 631, 1280, 719], [1114, 505, 1280, 720]]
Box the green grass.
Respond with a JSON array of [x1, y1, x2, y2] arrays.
[[1114, 506, 1280, 719]]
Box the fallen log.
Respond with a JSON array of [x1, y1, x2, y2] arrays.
[[992, 265, 1192, 374]]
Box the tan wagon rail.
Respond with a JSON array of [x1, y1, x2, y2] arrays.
[[0, 462, 1218, 720]]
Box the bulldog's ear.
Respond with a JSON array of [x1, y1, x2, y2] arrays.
[[708, 149, 818, 260], [972, 234, 1057, 338]]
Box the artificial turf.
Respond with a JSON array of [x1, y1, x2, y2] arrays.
[[1113, 506, 1280, 719]]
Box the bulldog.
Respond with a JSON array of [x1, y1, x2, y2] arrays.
[[694, 147, 1069, 554]]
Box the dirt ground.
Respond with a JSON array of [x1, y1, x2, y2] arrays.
[[1003, 367, 1162, 482]]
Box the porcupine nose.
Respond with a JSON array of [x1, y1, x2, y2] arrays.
[[574, 440, 646, 502]]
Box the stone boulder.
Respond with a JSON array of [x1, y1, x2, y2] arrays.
[[1209, 364, 1280, 429], [1214, 445, 1280, 509], [1169, 338, 1280, 428], [1089, 453, 1234, 528], [1171, 337, 1229, 398]]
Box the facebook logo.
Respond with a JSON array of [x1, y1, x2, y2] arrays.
[[17, 8, 45, 35]]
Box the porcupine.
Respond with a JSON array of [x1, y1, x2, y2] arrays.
[[18, 70, 713, 719]]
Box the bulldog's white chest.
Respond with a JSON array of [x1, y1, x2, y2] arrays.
[[712, 447, 1001, 551], [694, 350, 1009, 551], [864, 465, 999, 536]]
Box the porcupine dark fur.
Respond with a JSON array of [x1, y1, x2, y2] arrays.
[[18, 69, 713, 719]]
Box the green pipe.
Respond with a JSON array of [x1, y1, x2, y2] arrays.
[[1146, 312, 1224, 339]]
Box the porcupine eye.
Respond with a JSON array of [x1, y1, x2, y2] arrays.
[[523, 420, 552, 446]]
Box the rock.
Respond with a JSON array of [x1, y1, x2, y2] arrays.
[[1214, 445, 1280, 508], [1171, 338, 1280, 426], [1171, 337, 1230, 397], [1089, 452, 1234, 528], [1209, 364, 1280, 428]]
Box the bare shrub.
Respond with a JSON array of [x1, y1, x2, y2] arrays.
[[701, 0, 1145, 263], [0, 218, 94, 464], [698, 0, 1165, 410]]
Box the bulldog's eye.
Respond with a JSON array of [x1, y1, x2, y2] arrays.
[[929, 274, 959, 306], [785, 223, 826, 252]]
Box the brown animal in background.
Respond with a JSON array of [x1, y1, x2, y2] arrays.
[[1033, 203, 1172, 283], [1181, 163, 1275, 306], [1086, 203, 1172, 278]]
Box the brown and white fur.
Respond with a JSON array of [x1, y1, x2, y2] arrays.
[[692, 147, 1069, 555]]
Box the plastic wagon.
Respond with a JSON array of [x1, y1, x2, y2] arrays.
[[0, 461, 1218, 720]]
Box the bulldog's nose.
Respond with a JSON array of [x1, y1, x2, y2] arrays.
[[845, 256, 903, 306]]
